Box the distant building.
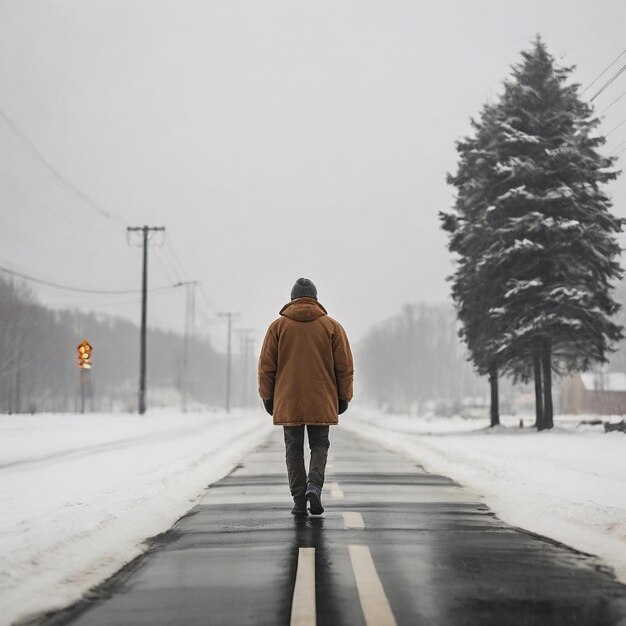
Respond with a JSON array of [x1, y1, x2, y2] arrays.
[[562, 372, 626, 415]]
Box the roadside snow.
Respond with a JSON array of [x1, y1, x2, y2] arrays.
[[0, 410, 272, 626], [343, 409, 626, 583]]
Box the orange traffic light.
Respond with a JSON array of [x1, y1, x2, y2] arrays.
[[77, 340, 93, 369]]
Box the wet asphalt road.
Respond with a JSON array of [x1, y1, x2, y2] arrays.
[[40, 427, 626, 626]]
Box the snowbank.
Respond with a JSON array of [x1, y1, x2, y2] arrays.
[[0, 410, 272, 626], [343, 409, 626, 583]]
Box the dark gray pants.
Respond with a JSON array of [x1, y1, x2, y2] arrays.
[[283, 425, 330, 501]]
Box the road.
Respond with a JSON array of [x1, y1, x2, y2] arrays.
[[39, 427, 626, 626]]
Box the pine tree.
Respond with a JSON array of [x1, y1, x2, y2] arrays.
[[443, 37, 624, 429]]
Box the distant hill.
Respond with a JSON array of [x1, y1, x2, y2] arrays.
[[0, 276, 225, 413]]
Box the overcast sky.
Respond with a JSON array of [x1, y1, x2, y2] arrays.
[[1, 0, 625, 352]]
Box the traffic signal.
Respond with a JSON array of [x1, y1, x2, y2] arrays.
[[77, 340, 93, 369]]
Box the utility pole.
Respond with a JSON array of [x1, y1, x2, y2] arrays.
[[180, 280, 199, 412], [127, 225, 165, 415], [76, 340, 93, 415], [218, 312, 240, 413], [236, 328, 254, 407], [246, 335, 256, 407]]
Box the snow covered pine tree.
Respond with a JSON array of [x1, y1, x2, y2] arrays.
[[442, 37, 624, 430]]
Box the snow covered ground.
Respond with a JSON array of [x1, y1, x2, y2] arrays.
[[0, 410, 272, 626], [343, 409, 626, 584], [3, 408, 624, 625]]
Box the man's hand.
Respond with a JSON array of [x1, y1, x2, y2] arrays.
[[338, 398, 349, 415], [263, 398, 274, 416]]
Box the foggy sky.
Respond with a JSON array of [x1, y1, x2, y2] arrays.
[[1, 0, 625, 352]]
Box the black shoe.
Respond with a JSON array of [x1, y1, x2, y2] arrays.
[[291, 498, 308, 516], [305, 482, 324, 515]]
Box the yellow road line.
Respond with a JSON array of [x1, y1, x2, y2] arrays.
[[349, 545, 397, 626], [343, 512, 365, 529], [291, 547, 316, 626]]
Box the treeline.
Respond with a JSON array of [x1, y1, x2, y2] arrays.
[[359, 290, 626, 416], [358, 303, 487, 413], [0, 276, 228, 413]]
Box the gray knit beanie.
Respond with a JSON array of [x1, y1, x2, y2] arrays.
[[291, 278, 317, 300]]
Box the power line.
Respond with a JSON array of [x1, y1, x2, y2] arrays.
[[599, 89, 626, 115], [0, 216, 99, 260], [44, 294, 169, 307], [589, 65, 626, 102], [155, 248, 180, 284], [0, 106, 129, 226], [164, 239, 189, 279], [0, 109, 217, 318], [610, 138, 626, 154], [0, 109, 225, 344], [160, 239, 217, 323], [195, 308, 223, 326], [611, 141, 626, 156], [0, 264, 183, 295], [0, 171, 91, 229], [581, 49, 626, 95], [199, 284, 218, 315], [606, 119, 626, 137], [161, 249, 184, 283], [162, 238, 219, 319], [0, 170, 124, 263], [154, 243, 218, 347]]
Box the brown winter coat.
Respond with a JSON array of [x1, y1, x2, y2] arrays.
[[258, 298, 354, 426]]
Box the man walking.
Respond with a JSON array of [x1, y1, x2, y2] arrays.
[[258, 278, 354, 516]]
